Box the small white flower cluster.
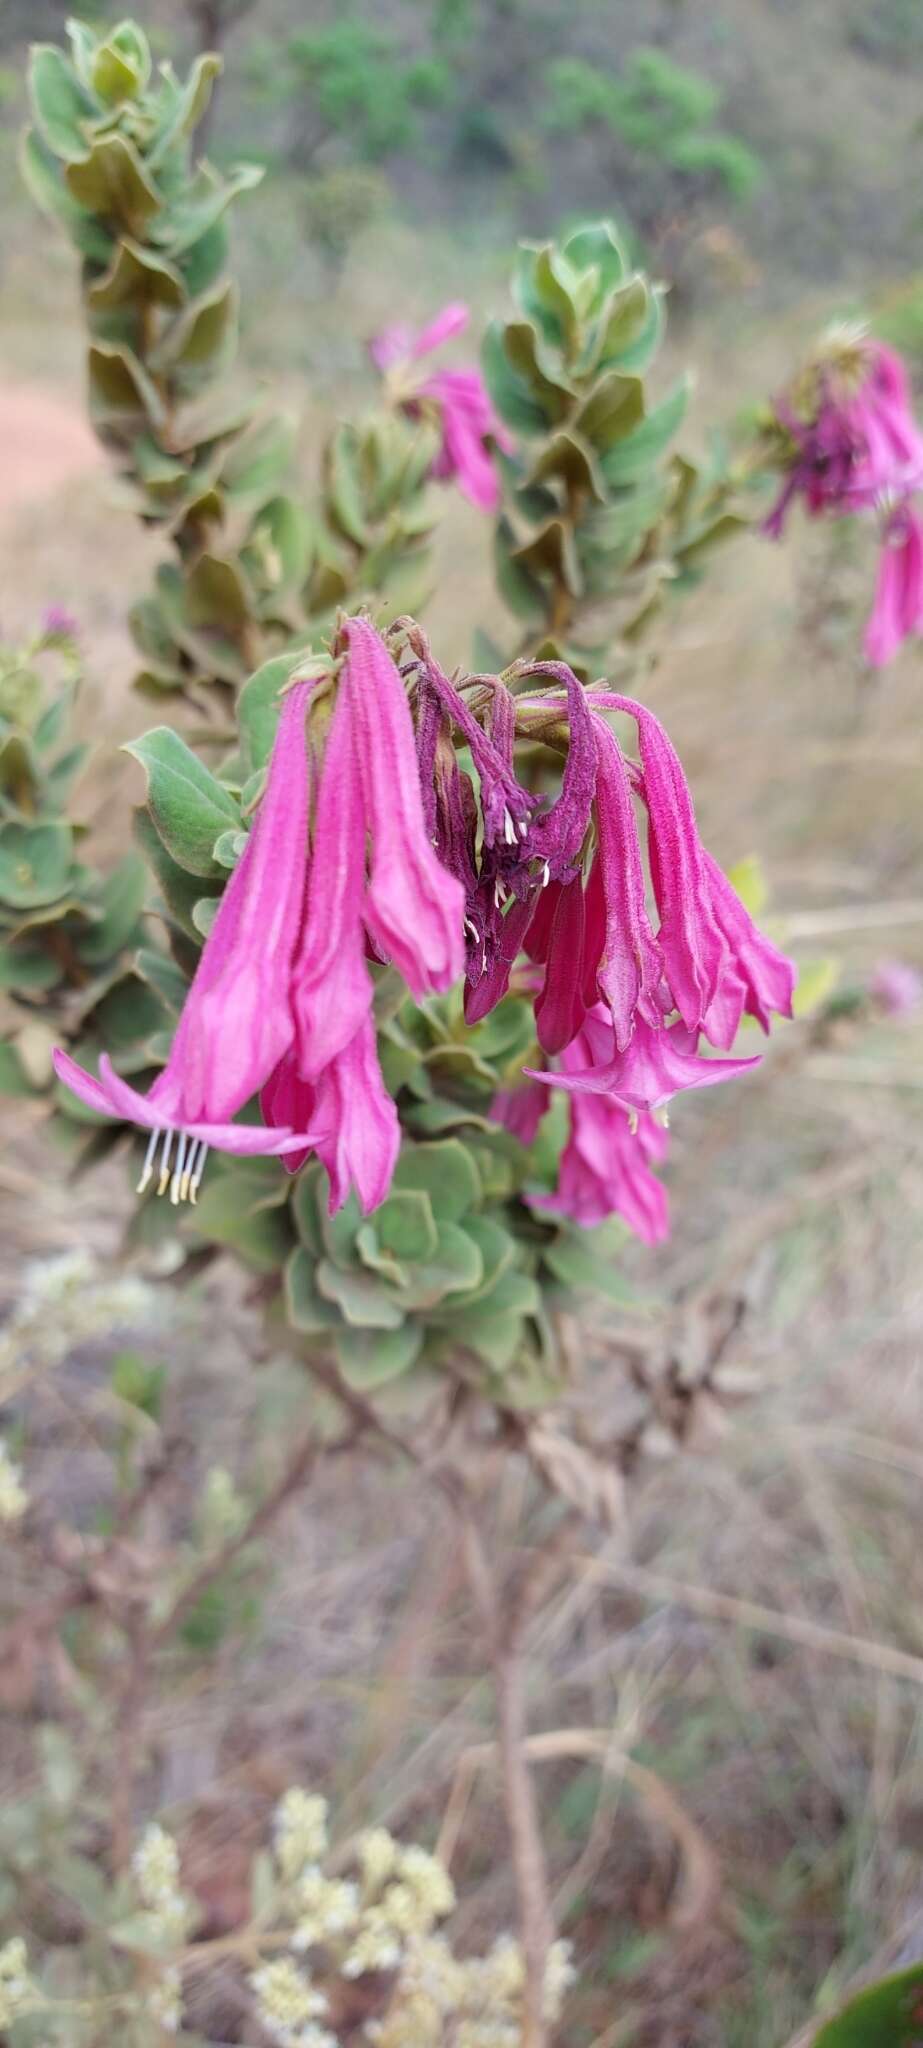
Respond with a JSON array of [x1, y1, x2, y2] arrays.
[[147, 1964, 183, 2035], [2, 1250, 156, 1381], [367, 1931, 575, 2048], [0, 1437, 27, 1523], [132, 1823, 193, 1942], [342, 1835, 456, 1980], [250, 1956, 337, 2048], [257, 1794, 577, 2047], [0, 1938, 36, 2026], [274, 1788, 331, 1882]]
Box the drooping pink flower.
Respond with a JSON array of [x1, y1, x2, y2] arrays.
[[871, 957, 923, 1017], [291, 669, 374, 1082], [586, 691, 795, 1046], [53, 682, 320, 1203], [341, 617, 465, 999], [527, 1009, 760, 1117], [263, 1021, 399, 1217], [589, 716, 665, 1049], [371, 302, 513, 511], [535, 1091, 670, 1244], [864, 503, 923, 668]]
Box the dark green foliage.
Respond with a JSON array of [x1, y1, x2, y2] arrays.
[[543, 48, 761, 204]]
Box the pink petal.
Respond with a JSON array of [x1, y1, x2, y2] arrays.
[[343, 618, 465, 998], [292, 675, 374, 1081]]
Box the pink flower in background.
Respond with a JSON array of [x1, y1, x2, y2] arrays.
[[371, 301, 513, 510], [871, 958, 923, 1017], [766, 335, 923, 665], [41, 604, 79, 639], [864, 503, 923, 667]]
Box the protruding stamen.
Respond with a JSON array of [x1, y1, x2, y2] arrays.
[[463, 916, 480, 943], [157, 1128, 174, 1197], [170, 1132, 188, 1206], [494, 879, 505, 909], [503, 808, 517, 846], [627, 1108, 639, 1136], [137, 1127, 160, 1196], [541, 860, 551, 888], [188, 1141, 209, 1204]]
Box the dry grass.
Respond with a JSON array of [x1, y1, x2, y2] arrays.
[[1, 183, 923, 2047]]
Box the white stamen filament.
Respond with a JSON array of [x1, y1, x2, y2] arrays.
[[188, 1141, 209, 1204], [464, 916, 479, 942], [137, 1128, 211, 1206], [503, 808, 517, 846], [541, 860, 551, 888], [137, 1127, 159, 1196], [157, 1128, 174, 1196], [170, 1132, 188, 1206], [628, 1109, 639, 1136], [494, 880, 505, 909]]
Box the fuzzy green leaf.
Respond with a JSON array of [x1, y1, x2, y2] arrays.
[[125, 728, 239, 877], [391, 1140, 481, 1222], [0, 820, 73, 908], [335, 1322, 424, 1388], [29, 45, 99, 162]]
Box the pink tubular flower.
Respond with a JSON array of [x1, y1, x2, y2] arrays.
[[263, 1021, 399, 1216], [291, 670, 374, 1082], [526, 1009, 760, 1118], [587, 691, 795, 1048], [491, 1078, 549, 1147], [341, 617, 465, 999], [371, 301, 513, 511], [53, 683, 321, 1203], [536, 1092, 670, 1244]]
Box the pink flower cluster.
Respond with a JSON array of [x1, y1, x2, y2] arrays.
[[54, 620, 464, 1215], [767, 337, 923, 666], [409, 648, 795, 1241], [371, 302, 512, 512], [55, 625, 794, 1241]]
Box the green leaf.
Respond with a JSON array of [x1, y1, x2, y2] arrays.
[[67, 134, 161, 234], [134, 946, 190, 1014], [335, 1321, 424, 1389], [574, 370, 646, 454], [391, 1139, 481, 1222], [29, 45, 99, 162], [87, 237, 185, 312], [564, 220, 629, 295], [316, 1259, 404, 1330], [190, 1173, 294, 1271], [221, 414, 295, 498], [482, 322, 550, 436], [148, 53, 223, 169], [151, 281, 238, 380], [813, 1963, 923, 2046], [125, 728, 239, 877], [133, 806, 220, 938], [285, 1246, 343, 1333], [151, 161, 264, 255], [19, 129, 114, 261], [394, 1221, 485, 1311], [600, 379, 690, 483], [371, 1189, 438, 1263], [0, 820, 73, 908], [76, 854, 147, 965], [184, 552, 253, 633], [544, 1226, 641, 1308], [88, 342, 167, 434]]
